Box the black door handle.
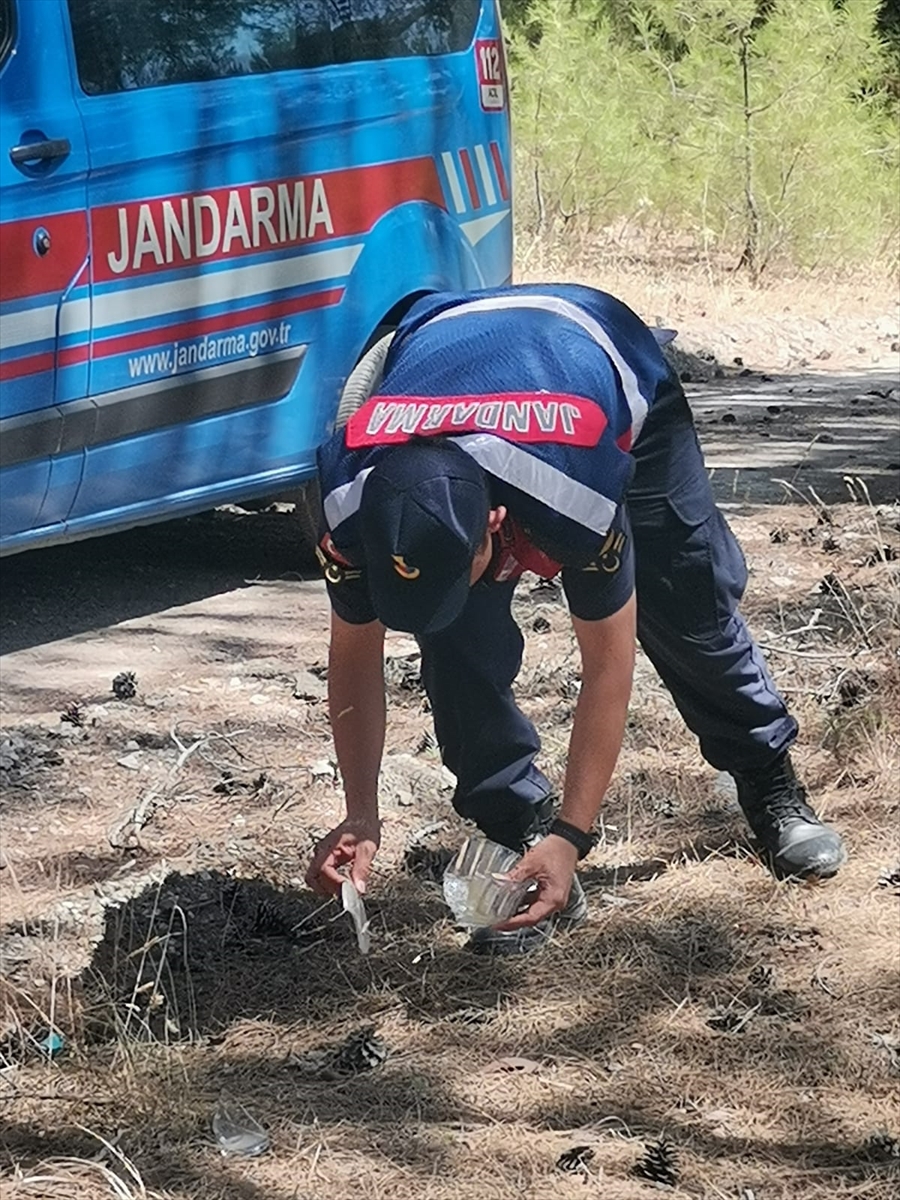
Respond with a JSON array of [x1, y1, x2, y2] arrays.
[[10, 138, 72, 165]]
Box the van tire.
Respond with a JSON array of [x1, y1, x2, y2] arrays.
[[290, 328, 396, 553], [335, 328, 394, 429]]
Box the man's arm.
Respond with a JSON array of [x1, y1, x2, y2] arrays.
[[305, 612, 386, 896], [500, 594, 636, 928], [329, 612, 386, 817], [558, 594, 636, 831]]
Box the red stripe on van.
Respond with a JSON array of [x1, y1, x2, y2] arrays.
[[92, 156, 446, 284], [458, 149, 481, 210], [1, 288, 343, 381], [0, 213, 88, 304], [78, 287, 344, 363], [489, 143, 509, 202], [0, 350, 56, 382]]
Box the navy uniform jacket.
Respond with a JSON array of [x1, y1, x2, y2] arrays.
[[316, 283, 675, 624]]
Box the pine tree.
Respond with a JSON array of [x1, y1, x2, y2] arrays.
[[506, 0, 899, 270]]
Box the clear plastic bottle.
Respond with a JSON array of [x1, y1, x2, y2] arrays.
[[212, 1097, 269, 1157], [442, 837, 532, 928]]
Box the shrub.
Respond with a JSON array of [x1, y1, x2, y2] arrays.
[[508, 0, 900, 273]]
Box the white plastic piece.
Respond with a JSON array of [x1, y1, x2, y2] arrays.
[[341, 879, 371, 954], [212, 1097, 269, 1157]]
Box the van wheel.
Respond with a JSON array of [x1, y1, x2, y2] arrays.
[[290, 329, 395, 553], [335, 328, 394, 429]]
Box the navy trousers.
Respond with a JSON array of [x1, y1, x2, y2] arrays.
[[418, 374, 797, 844]]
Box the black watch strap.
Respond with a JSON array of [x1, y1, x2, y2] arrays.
[[548, 818, 594, 860]]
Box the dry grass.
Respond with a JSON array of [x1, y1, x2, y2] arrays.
[[5, 1130, 164, 1200], [516, 226, 900, 312], [517, 240, 900, 376], [1, 493, 899, 1198]]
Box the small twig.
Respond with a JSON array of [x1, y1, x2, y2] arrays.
[[108, 728, 226, 848], [172, 737, 205, 772], [757, 643, 852, 660], [592, 1114, 634, 1137], [777, 608, 827, 638], [0, 1092, 116, 1104], [812, 963, 842, 999], [407, 820, 447, 846], [733, 1004, 761, 1033], [290, 898, 334, 934], [763, 623, 832, 645], [270, 788, 300, 820], [773, 477, 830, 515], [306, 1140, 323, 1188], [107, 789, 161, 849]]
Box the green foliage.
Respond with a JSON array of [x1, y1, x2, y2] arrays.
[[508, 2, 665, 234], [506, 0, 899, 272]]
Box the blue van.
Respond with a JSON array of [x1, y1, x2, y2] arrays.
[[0, 0, 512, 554]]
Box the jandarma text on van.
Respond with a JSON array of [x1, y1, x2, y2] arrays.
[[105, 179, 334, 274], [126, 321, 293, 380]]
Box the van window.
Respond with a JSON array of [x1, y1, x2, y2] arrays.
[[0, 0, 14, 68], [67, 0, 482, 95]]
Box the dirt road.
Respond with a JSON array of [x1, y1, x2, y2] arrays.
[[688, 366, 899, 504], [2, 356, 897, 670]]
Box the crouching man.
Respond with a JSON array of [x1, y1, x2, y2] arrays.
[[305, 284, 845, 954]]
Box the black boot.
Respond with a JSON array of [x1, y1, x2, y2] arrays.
[[733, 754, 845, 879]]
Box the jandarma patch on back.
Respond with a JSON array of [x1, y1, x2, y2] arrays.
[[345, 392, 608, 448]]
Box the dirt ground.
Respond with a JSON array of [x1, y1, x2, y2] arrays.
[[0, 271, 898, 1200]]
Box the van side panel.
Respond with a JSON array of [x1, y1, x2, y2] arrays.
[[0, 0, 512, 552], [0, 0, 90, 537]]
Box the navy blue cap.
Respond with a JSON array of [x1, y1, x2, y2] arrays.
[[359, 441, 490, 634]]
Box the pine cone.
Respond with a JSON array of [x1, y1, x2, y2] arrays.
[[556, 1145, 594, 1172], [252, 899, 294, 938], [60, 701, 85, 727], [749, 964, 774, 988], [112, 671, 138, 700], [863, 1131, 900, 1159], [415, 730, 436, 754], [289, 1029, 388, 1080], [531, 577, 561, 596], [214, 771, 269, 796], [383, 654, 423, 692], [633, 1138, 679, 1186], [329, 1026, 388, 1075]]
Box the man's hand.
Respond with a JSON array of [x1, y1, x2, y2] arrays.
[[305, 816, 381, 897], [493, 834, 579, 930], [309, 613, 386, 899]]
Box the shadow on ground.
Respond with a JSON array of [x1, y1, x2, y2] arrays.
[[2, 859, 897, 1197], [0, 507, 318, 657]]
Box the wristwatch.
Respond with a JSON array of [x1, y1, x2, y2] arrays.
[[548, 818, 594, 860]]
